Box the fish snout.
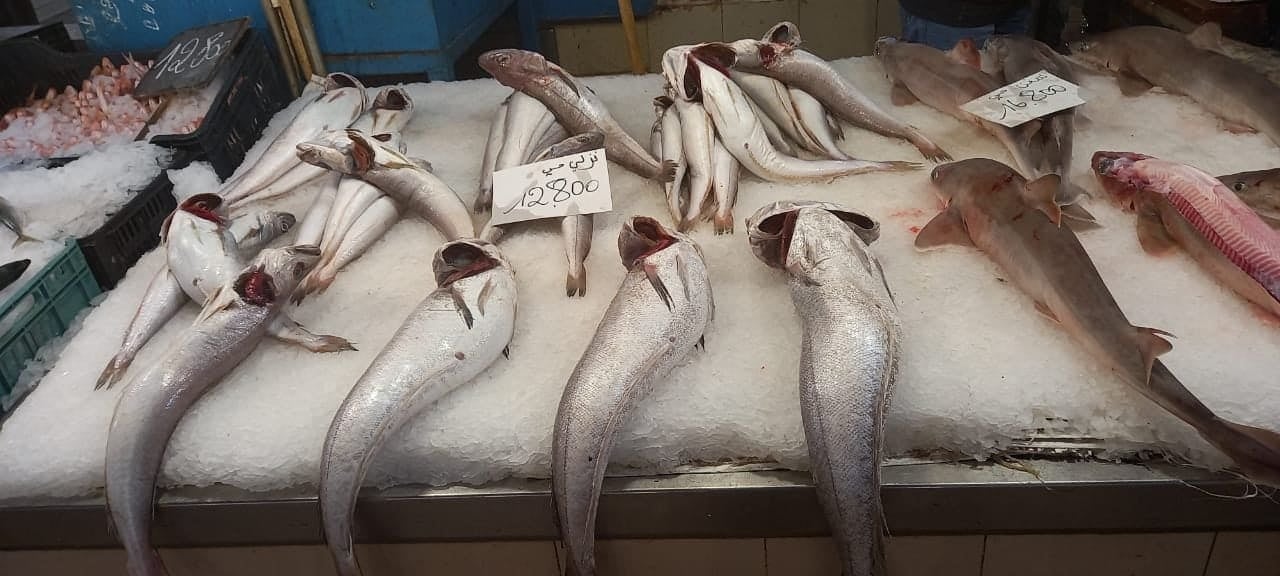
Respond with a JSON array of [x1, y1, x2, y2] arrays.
[[873, 36, 898, 56]]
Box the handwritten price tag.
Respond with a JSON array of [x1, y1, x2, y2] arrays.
[[961, 70, 1085, 128], [489, 148, 613, 226]]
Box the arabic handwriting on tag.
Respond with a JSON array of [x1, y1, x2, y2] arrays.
[[963, 70, 1085, 128], [490, 148, 612, 225]]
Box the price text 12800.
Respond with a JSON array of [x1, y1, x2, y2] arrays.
[[502, 177, 602, 215]]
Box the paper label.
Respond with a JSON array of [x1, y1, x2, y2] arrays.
[[961, 70, 1086, 128], [489, 148, 613, 226]]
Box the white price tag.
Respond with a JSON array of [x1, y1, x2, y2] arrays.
[[961, 70, 1085, 128], [489, 148, 613, 226]]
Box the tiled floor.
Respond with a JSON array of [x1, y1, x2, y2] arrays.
[[3, 533, 1276, 575]]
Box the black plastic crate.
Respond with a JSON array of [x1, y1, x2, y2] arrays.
[[149, 29, 290, 180], [75, 151, 188, 290]]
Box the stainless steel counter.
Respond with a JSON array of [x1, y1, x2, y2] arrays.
[[2, 460, 1276, 550]]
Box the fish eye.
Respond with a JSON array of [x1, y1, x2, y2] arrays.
[[280, 219, 293, 231], [1233, 181, 1247, 192]]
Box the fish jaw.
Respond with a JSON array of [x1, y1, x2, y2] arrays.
[[747, 200, 880, 270], [1091, 151, 1154, 210], [433, 239, 510, 287]]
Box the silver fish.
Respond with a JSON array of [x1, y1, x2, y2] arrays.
[[295, 173, 341, 247], [479, 49, 676, 182], [726, 24, 951, 162], [476, 94, 511, 212], [0, 195, 37, 246], [729, 69, 825, 156], [528, 122, 571, 163], [747, 200, 900, 576], [296, 130, 475, 241], [220, 74, 367, 205], [105, 245, 327, 576], [710, 136, 740, 234], [790, 87, 851, 161], [349, 86, 415, 136], [305, 195, 400, 294], [689, 45, 920, 182], [660, 46, 716, 228], [96, 199, 315, 390], [653, 95, 687, 224], [496, 91, 557, 171], [321, 240, 515, 576], [553, 217, 714, 576], [534, 132, 603, 297], [0, 258, 30, 291]]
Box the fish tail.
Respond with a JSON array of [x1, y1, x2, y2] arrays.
[[875, 160, 923, 173], [657, 160, 679, 183], [94, 355, 130, 391], [565, 268, 587, 297], [10, 233, 37, 248], [124, 546, 167, 576], [713, 210, 735, 235], [1213, 419, 1280, 487], [330, 544, 362, 576]]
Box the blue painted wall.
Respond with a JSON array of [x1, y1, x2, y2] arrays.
[[72, 0, 269, 53]]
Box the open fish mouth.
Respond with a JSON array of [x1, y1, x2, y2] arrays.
[[434, 239, 505, 287], [747, 201, 879, 268], [374, 87, 412, 111], [619, 216, 679, 268]]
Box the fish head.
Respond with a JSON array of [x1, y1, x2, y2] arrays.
[[929, 158, 1023, 208], [535, 131, 605, 162], [323, 72, 369, 110], [479, 49, 548, 91], [1091, 151, 1152, 210], [236, 245, 322, 306], [1070, 32, 1127, 73], [1221, 170, 1280, 213], [747, 200, 880, 269], [620, 216, 687, 269], [762, 21, 802, 47], [267, 211, 297, 236], [684, 43, 737, 102], [946, 38, 982, 70], [660, 45, 696, 96], [433, 239, 509, 287], [369, 86, 414, 133], [178, 193, 228, 226], [372, 86, 412, 113], [873, 36, 899, 58]]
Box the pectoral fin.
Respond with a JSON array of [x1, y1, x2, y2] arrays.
[[1135, 207, 1176, 255], [891, 83, 918, 106], [914, 209, 971, 250], [1186, 22, 1224, 53], [1033, 300, 1059, 323], [1024, 174, 1064, 226], [644, 260, 674, 311], [1117, 74, 1153, 97], [195, 283, 238, 324], [450, 284, 474, 328]]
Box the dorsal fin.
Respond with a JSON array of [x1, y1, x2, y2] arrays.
[[1024, 174, 1064, 226]]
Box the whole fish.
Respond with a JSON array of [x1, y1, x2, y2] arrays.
[[0, 196, 37, 246], [729, 69, 825, 156], [746, 200, 900, 576], [980, 35, 1084, 203], [875, 37, 1041, 179], [321, 239, 515, 576], [533, 132, 602, 296], [710, 136, 740, 234], [652, 95, 687, 224], [475, 95, 511, 212], [528, 122, 572, 162], [921, 157, 1280, 486], [659, 46, 717, 229], [295, 173, 340, 246], [553, 216, 714, 576], [296, 130, 475, 241], [1218, 168, 1280, 228], [305, 195, 400, 295], [315, 178, 382, 274], [478, 49, 676, 182], [495, 91, 557, 172], [0, 259, 30, 291], [725, 28, 950, 162], [1093, 152, 1280, 318], [689, 45, 919, 182], [163, 194, 241, 304], [220, 74, 367, 205], [1075, 26, 1280, 147], [105, 245, 329, 576], [789, 87, 851, 160]]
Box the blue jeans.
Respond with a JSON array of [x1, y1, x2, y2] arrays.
[[899, 6, 1033, 51]]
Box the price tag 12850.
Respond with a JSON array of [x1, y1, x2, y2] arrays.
[[960, 70, 1085, 128], [489, 148, 613, 226]]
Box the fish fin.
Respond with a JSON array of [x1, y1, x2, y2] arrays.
[[565, 267, 587, 297], [1117, 74, 1153, 97], [697, 334, 706, 351], [826, 111, 844, 140], [913, 209, 971, 250], [1186, 22, 1224, 53], [1056, 180, 1093, 206], [713, 210, 735, 235], [502, 345, 510, 359], [1217, 421, 1280, 486], [1032, 300, 1059, 323], [450, 284, 474, 328], [477, 277, 495, 315], [890, 83, 918, 106], [676, 253, 692, 303], [1024, 174, 1064, 226], [1135, 207, 1177, 255], [268, 315, 357, 352], [548, 64, 581, 96], [195, 283, 239, 324], [1222, 120, 1257, 135], [644, 260, 674, 311], [1134, 326, 1174, 383], [159, 211, 175, 242], [658, 160, 679, 183]]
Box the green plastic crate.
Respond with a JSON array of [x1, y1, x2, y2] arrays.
[[0, 241, 101, 396]]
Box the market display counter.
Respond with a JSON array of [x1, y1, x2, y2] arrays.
[[2, 461, 1276, 550]]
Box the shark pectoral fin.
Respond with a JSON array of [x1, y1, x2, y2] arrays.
[[1187, 22, 1225, 53], [891, 83, 918, 107], [1061, 202, 1097, 224], [1117, 74, 1153, 97], [913, 209, 971, 250], [1032, 300, 1059, 323], [1024, 174, 1064, 226], [1222, 120, 1257, 135], [1134, 326, 1175, 383], [1135, 208, 1176, 255]]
